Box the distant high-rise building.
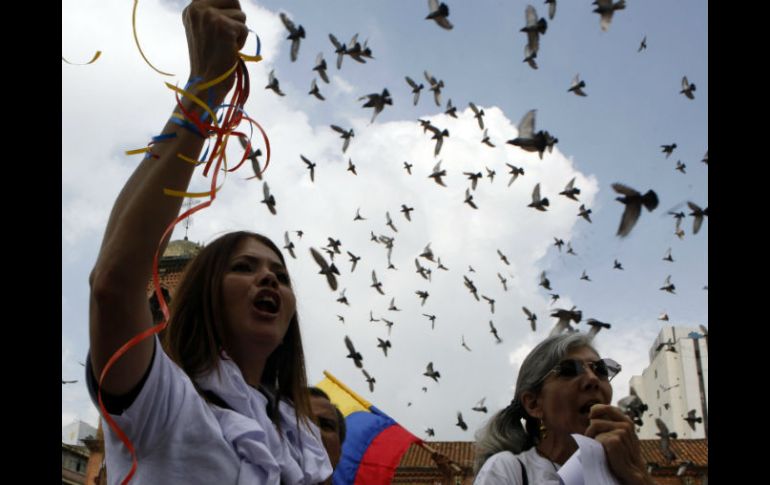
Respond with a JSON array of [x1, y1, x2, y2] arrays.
[[627, 326, 708, 439], [62, 419, 97, 446]]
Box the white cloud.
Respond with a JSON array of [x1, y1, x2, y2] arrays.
[[184, 101, 599, 440], [330, 75, 355, 95]]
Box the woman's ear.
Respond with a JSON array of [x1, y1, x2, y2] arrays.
[[521, 390, 543, 419]]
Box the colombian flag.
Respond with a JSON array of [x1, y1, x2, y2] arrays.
[[316, 371, 422, 485]]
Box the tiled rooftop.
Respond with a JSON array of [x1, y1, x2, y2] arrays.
[[398, 441, 475, 469], [639, 438, 708, 467], [395, 440, 708, 484]]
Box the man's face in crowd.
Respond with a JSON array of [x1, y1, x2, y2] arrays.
[[310, 395, 342, 468]]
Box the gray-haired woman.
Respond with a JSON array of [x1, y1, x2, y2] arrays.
[[473, 334, 654, 484]]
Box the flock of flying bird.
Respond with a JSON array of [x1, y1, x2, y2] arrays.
[[237, 0, 711, 446], [260, 0, 707, 238], [62, 0, 708, 457]]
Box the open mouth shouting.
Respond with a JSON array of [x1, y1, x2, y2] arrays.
[[252, 289, 282, 317]]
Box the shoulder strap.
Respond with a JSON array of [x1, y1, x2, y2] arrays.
[[202, 390, 233, 410], [516, 457, 528, 485]]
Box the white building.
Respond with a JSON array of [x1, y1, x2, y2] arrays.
[[62, 419, 98, 446], [627, 326, 708, 439]]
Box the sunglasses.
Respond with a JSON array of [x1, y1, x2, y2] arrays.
[[547, 358, 621, 382]]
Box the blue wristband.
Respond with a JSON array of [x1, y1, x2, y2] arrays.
[[169, 116, 207, 138]]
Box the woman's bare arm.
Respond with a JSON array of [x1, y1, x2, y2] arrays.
[[89, 0, 248, 396]]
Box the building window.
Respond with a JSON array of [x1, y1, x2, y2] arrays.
[[657, 390, 660, 399], [658, 407, 661, 416], [655, 369, 657, 379]]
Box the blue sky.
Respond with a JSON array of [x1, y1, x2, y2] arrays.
[[63, 0, 707, 441]]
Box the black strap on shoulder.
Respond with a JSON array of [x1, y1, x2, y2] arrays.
[[516, 457, 528, 485], [258, 385, 279, 422], [202, 390, 233, 410]]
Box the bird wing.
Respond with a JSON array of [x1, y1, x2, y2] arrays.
[[531, 183, 542, 203], [309, 247, 329, 271], [612, 182, 640, 197], [518, 110, 536, 138], [617, 200, 642, 237]]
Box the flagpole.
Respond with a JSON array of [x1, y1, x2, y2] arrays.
[[322, 370, 372, 409], [418, 442, 464, 474]]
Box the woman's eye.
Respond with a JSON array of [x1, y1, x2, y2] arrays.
[[232, 262, 252, 272], [276, 272, 291, 284]]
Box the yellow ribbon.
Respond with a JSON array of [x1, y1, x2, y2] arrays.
[[61, 51, 102, 65], [132, 0, 174, 76]]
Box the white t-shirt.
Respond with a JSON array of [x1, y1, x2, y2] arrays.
[[474, 448, 561, 485], [87, 338, 332, 485]]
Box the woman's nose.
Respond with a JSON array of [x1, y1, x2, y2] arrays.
[[256, 269, 279, 288]]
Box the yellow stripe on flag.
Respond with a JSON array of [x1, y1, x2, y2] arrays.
[[316, 371, 372, 417]]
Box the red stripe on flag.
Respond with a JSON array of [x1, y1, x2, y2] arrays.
[[353, 424, 420, 485]]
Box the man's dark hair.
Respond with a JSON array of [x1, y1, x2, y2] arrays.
[[309, 387, 346, 443]]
